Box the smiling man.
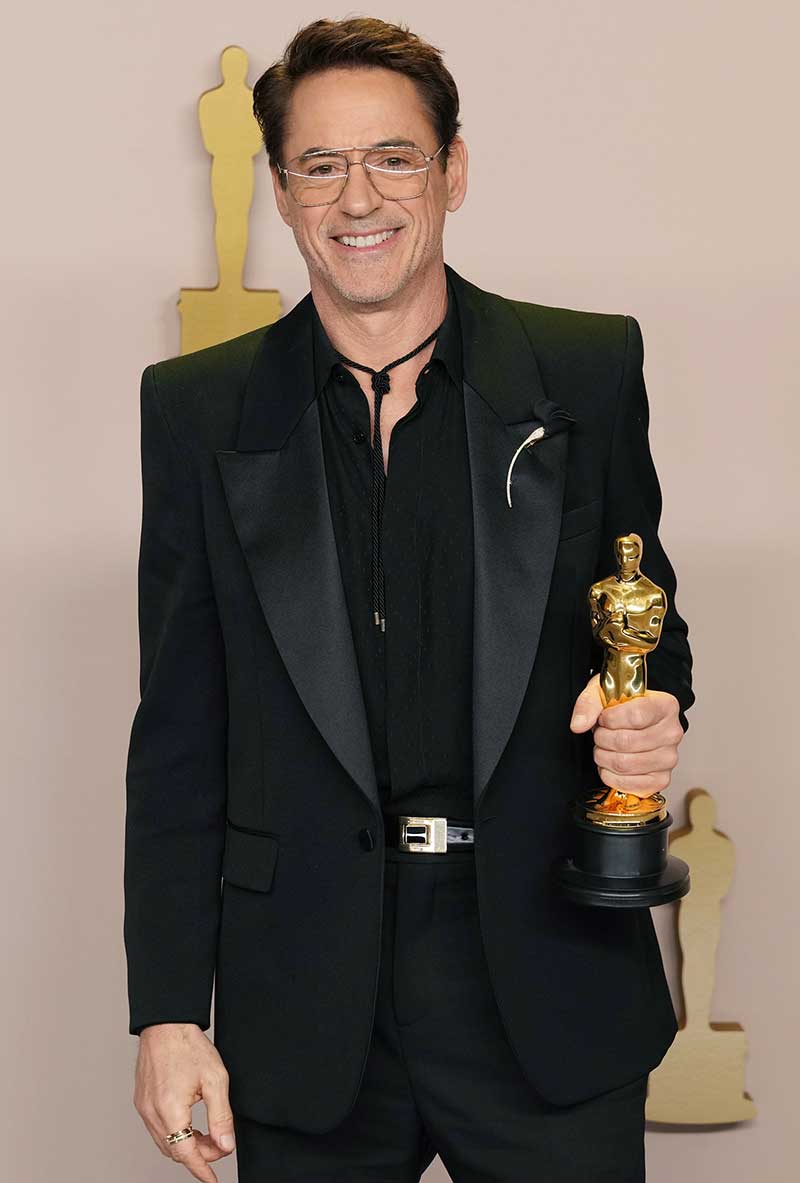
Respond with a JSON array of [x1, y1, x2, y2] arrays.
[[124, 16, 694, 1183]]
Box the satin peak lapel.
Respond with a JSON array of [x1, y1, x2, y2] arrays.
[[215, 294, 381, 812], [445, 265, 570, 813]]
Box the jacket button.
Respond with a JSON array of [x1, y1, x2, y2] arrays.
[[352, 428, 367, 444], [358, 827, 376, 851]]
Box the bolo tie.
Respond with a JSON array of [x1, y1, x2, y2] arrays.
[[334, 313, 447, 631]]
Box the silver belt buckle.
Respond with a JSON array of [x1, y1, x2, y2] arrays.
[[399, 815, 447, 853]]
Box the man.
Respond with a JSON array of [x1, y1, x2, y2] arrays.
[[124, 16, 693, 1182]]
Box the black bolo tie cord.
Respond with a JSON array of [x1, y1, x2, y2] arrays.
[[335, 313, 446, 631]]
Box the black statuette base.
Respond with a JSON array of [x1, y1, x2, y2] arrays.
[[553, 808, 690, 908]]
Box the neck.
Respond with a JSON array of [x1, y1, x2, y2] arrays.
[[310, 260, 448, 375]]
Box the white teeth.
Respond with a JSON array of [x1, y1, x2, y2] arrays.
[[337, 229, 397, 248]]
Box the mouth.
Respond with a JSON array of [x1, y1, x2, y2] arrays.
[[330, 227, 403, 252]]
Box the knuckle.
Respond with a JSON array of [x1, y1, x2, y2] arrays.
[[138, 1105, 157, 1128], [134, 1096, 155, 1121], [615, 729, 633, 753], [202, 1067, 228, 1089], [595, 752, 612, 775]]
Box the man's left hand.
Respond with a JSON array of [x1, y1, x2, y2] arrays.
[[569, 674, 684, 798]]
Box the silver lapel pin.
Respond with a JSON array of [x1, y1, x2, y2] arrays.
[[505, 425, 546, 508]]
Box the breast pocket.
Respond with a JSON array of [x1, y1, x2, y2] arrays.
[[222, 820, 280, 893], [558, 497, 603, 541]]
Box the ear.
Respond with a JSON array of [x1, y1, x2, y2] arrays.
[[445, 136, 468, 214]]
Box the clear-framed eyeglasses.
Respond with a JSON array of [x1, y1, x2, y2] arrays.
[[276, 142, 447, 207]]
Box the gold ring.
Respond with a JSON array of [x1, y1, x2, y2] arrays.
[[165, 1124, 194, 1145]]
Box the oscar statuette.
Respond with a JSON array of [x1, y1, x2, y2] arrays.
[[554, 533, 691, 907]]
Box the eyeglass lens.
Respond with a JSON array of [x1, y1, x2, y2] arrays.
[[286, 148, 430, 205]]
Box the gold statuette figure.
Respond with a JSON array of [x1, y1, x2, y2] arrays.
[[583, 532, 668, 826], [555, 531, 690, 906]]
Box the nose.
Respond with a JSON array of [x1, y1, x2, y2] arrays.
[[336, 158, 386, 217]]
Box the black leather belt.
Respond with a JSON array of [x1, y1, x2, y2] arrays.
[[383, 813, 475, 853]]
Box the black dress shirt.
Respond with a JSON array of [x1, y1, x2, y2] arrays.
[[313, 277, 475, 821]]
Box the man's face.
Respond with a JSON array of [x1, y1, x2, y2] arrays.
[[271, 66, 468, 305]]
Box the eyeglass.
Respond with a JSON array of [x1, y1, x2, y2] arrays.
[[276, 142, 447, 207]]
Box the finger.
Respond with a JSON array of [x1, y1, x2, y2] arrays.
[[202, 1066, 236, 1155], [190, 1129, 231, 1164], [166, 1133, 219, 1183], [569, 674, 603, 733], [156, 1107, 219, 1183], [137, 1105, 173, 1157], [593, 743, 679, 778], [593, 715, 684, 754], [598, 690, 678, 730], [597, 766, 671, 797]]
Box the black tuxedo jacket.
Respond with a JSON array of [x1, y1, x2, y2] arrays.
[[124, 261, 694, 1132]]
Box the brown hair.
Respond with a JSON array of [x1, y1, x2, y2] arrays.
[[252, 17, 462, 185]]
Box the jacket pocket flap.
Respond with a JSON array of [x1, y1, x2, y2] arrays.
[[559, 497, 603, 540], [222, 823, 279, 893]]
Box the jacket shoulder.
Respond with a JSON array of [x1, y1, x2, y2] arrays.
[[454, 266, 632, 372], [448, 265, 632, 358], [148, 323, 271, 396], [140, 322, 277, 447], [506, 294, 630, 362]]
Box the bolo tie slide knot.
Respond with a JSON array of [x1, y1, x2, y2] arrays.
[[372, 370, 391, 397]]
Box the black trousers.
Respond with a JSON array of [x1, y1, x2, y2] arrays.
[[232, 844, 648, 1181]]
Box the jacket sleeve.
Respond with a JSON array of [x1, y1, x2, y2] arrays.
[[591, 315, 695, 733], [123, 363, 228, 1036]]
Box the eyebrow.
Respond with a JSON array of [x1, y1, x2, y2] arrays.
[[298, 138, 418, 157]]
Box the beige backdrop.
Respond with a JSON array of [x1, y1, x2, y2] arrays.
[[2, 2, 796, 1180]]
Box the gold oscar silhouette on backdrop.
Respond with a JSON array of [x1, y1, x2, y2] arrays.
[[178, 45, 282, 354], [646, 789, 756, 1124]]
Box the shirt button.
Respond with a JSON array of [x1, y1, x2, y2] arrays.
[[335, 370, 345, 384], [352, 428, 367, 444]]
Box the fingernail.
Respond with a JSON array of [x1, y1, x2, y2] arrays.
[[220, 1134, 235, 1150], [571, 714, 586, 727]]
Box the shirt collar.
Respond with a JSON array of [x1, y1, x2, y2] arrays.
[[311, 273, 463, 396]]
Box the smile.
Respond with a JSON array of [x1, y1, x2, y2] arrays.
[[332, 228, 401, 251]]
